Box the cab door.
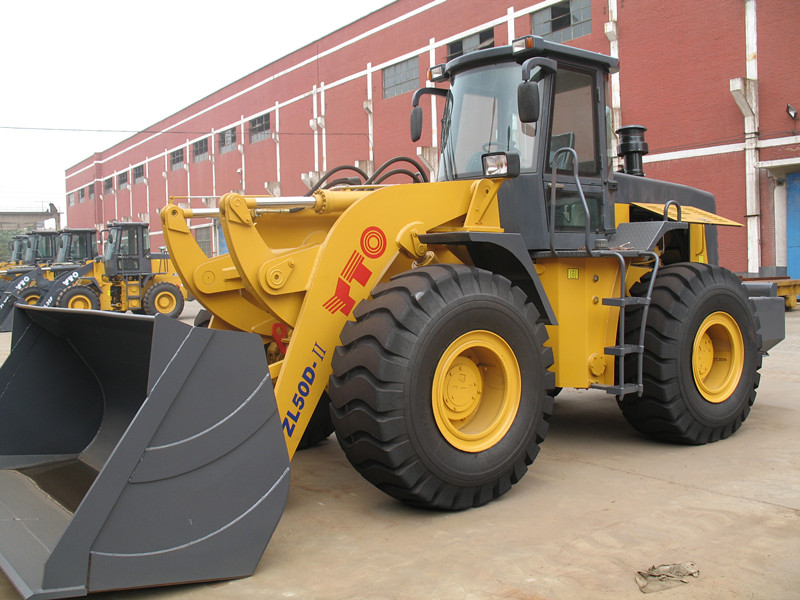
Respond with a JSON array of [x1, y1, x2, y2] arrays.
[[542, 64, 612, 251]]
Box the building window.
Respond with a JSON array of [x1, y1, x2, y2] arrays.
[[170, 149, 185, 171], [533, 0, 591, 43], [117, 171, 128, 190], [78, 188, 85, 203], [68, 192, 75, 207], [249, 114, 271, 143], [219, 128, 237, 154], [383, 56, 419, 99], [447, 28, 494, 61], [104, 177, 113, 193], [88, 184, 95, 200], [193, 138, 209, 162], [133, 165, 145, 184], [194, 225, 213, 257]]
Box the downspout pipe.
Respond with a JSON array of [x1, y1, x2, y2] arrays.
[[730, 0, 760, 275]]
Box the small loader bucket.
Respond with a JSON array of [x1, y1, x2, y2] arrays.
[[0, 305, 290, 600]]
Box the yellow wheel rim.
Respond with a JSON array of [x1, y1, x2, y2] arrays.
[[432, 330, 521, 453], [24, 294, 40, 305], [68, 295, 92, 310], [692, 311, 744, 403], [154, 291, 177, 313]]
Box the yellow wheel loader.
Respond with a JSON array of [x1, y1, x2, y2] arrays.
[[0, 231, 60, 289], [0, 229, 98, 312], [0, 231, 68, 326], [0, 35, 785, 599], [46, 221, 186, 317]]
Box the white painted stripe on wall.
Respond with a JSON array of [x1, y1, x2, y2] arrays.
[[643, 142, 746, 163], [643, 135, 800, 164]]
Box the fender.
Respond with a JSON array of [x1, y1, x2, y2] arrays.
[[418, 231, 558, 325]]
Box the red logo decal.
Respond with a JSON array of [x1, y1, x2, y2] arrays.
[[323, 227, 387, 316], [323, 278, 357, 316], [341, 250, 371, 285], [360, 227, 387, 258]]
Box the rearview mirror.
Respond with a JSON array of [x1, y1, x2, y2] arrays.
[[409, 87, 448, 142], [410, 106, 423, 142], [517, 81, 540, 123], [518, 57, 557, 124]]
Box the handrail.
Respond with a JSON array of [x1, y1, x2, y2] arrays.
[[663, 199, 682, 221], [549, 146, 592, 256]]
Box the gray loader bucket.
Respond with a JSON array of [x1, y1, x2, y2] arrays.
[[0, 305, 290, 599]]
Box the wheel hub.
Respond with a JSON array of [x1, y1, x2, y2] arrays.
[[155, 291, 176, 313], [432, 330, 521, 453], [442, 357, 482, 416], [692, 311, 744, 403], [70, 296, 91, 310]]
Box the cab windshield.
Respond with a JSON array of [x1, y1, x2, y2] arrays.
[[438, 61, 541, 181], [58, 233, 93, 262]]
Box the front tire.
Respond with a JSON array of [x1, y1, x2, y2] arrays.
[[20, 287, 41, 305], [57, 285, 100, 310], [329, 264, 554, 510], [620, 263, 761, 444]]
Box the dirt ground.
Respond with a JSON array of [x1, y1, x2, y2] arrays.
[[1, 304, 798, 600]]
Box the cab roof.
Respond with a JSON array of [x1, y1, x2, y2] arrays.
[[443, 35, 619, 79]]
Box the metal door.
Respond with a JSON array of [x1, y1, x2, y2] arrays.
[[788, 172, 800, 278]]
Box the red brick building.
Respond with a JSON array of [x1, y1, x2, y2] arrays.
[[65, 0, 800, 276]]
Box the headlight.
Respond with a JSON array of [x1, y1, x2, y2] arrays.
[[482, 152, 520, 178]]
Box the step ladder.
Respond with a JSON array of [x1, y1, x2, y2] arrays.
[[589, 248, 659, 397], [544, 148, 685, 398]]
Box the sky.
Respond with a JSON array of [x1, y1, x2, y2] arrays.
[[0, 0, 395, 222]]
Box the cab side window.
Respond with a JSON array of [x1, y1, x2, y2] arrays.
[[546, 67, 600, 176]]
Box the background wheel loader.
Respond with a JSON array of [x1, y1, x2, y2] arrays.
[[0, 35, 786, 599], [0, 231, 60, 291], [0, 231, 67, 328], [0, 229, 99, 330], [42, 221, 186, 317]]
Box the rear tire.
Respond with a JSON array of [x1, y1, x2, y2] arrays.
[[194, 308, 212, 328], [296, 394, 334, 450], [619, 263, 761, 444], [329, 264, 554, 510], [144, 282, 184, 318], [57, 285, 100, 310]]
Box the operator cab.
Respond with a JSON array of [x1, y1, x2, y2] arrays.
[[103, 222, 152, 277], [411, 35, 619, 252], [55, 229, 98, 264], [23, 231, 60, 265]]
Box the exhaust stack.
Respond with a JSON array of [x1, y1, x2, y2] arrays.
[[616, 125, 649, 177]]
